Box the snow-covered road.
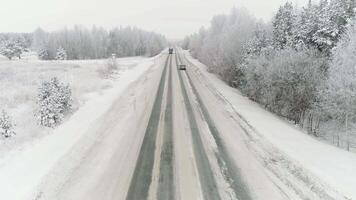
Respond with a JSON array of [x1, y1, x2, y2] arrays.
[[2, 49, 355, 200]]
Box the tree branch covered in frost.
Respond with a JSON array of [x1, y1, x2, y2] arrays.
[[183, 1, 356, 150], [32, 26, 167, 60]]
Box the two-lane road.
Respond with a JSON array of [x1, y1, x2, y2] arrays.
[[125, 50, 255, 200], [34, 49, 296, 200]]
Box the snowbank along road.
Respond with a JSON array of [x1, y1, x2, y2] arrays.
[[32, 48, 349, 200]]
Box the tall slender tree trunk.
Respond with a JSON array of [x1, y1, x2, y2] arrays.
[[346, 113, 350, 151]]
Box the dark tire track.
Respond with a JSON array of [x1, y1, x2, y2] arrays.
[[157, 54, 175, 200], [174, 51, 221, 200], [126, 54, 171, 200], [177, 50, 252, 200]]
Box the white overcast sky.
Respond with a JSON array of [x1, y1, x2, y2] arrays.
[[0, 0, 309, 39]]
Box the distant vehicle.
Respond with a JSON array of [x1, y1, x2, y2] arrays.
[[169, 48, 173, 54], [179, 64, 186, 70]]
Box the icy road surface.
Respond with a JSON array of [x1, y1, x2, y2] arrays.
[[18, 49, 354, 200]]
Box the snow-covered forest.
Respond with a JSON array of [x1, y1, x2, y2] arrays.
[[182, 0, 356, 150], [0, 26, 166, 60]]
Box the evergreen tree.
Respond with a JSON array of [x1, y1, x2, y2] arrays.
[[38, 48, 50, 60], [0, 110, 15, 138], [313, 0, 355, 54], [55, 47, 67, 60], [0, 37, 26, 60], [272, 2, 296, 49], [37, 77, 72, 127], [293, 0, 319, 48]]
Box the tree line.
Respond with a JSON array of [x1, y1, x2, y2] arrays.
[[0, 26, 167, 60], [182, 0, 356, 150]]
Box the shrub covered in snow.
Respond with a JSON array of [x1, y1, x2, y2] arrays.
[[38, 48, 50, 60], [0, 38, 27, 60], [37, 77, 72, 127], [97, 55, 119, 79], [0, 110, 16, 138], [55, 47, 67, 60], [243, 47, 326, 124]]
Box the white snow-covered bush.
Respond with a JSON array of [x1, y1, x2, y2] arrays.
[[243, 47, 326, 124], [0, 110, 16, 138], [55, 47, 67, 60], [0, 39, 26, 60], [97, 55, 119, 79], [37, 77, 72, 127], [38, 48, 50, 60]]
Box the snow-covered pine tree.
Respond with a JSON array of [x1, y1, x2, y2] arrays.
[[0, 110, 16, 138], [37, 77, 72, 127], [55, 47, 67, 60], [245, 22, 272, 56], [312, 0, 356, 54], [0, 40, 16, 60], [292, 0, 319, 48], [13, 36, 27, 59], [38, 48, 50, 60], [272, 2, 296, 49], [0, 37, 27, 60]]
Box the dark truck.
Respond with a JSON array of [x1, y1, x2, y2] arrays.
[[169, 48, 173, 54]]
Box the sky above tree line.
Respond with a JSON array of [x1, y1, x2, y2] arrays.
[[0, 0, 309, 39]]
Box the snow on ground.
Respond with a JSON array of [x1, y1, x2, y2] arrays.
[[0, 56, 145, 153], [0, 55, 157, 200], [184, 50, 356, 200]]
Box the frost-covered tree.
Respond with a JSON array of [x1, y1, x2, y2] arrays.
[[312, 0, 355, 54], [243, 47, 325, 124], [32, 28, 48, 51], [292, 0, 319, 48], [31, 26, 166, 60], [37, 77, 72, 127], [183, 1, 356, 148], [184, 8, 257, 83], [272, 2, 296, 49], [55, 47, 67, 60], [0, 110, 15, 138], [0, 40, 16, 59], [38, 48, 50, 60], [245, 22, 272, 56], [0, 37, 27, 60], [320, 20, 356, 150]]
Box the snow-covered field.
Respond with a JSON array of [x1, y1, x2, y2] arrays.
[[0, 55, 157, 199], [184, 50, 356, 200], [0, 56, 147, 152]]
